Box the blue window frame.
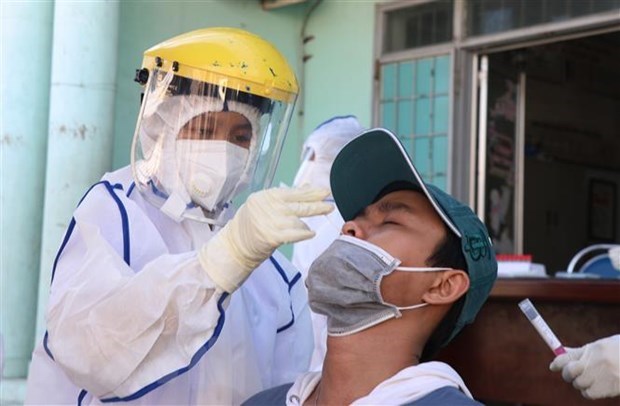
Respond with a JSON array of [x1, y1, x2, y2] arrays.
[[379, 54, 451, 191]]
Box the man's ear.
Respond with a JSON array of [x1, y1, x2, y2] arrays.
[[422, 270, 469, 305]]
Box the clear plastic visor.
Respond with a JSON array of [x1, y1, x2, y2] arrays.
[[131, 68, 296, 224]]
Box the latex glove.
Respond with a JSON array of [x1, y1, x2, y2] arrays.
[[549, 335, 620, 399], [199, 186, 333, 292]]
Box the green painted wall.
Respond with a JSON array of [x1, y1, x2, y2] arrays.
[[299, 1, 376, 137]]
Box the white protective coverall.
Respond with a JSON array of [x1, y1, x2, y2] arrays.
[[25, 166, 312, 405], [291, 115, 364, 370]]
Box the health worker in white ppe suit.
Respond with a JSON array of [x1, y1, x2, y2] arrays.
[[291, 115, 364, 370], [25, 27, 332, 405]]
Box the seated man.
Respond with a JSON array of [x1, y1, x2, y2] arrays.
[[244, 128, 498, 405]]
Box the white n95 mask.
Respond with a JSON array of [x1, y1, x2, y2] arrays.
[[306, 235, 453, 336], [176, 140, 249, 211]]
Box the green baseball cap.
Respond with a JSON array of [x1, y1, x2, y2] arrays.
[[330, 127, 498, 344]]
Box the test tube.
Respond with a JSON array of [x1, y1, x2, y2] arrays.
[[518, 298, 566, 355]]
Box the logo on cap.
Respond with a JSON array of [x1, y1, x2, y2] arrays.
[[463, 233, 490, 261]]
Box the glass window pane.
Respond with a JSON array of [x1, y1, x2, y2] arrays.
[[384, 0, 454, 53], [378, 54, 452, 191], [435, 6, 452, 43], [470, 0, 484, 36], [506, 0, 524, 27], [415, 58, 433, 96], [433, 96, 449, 133], [414, 98, 430, 136], [414, 136, 430, 177], [432, 135, 448, 174], [434, 55, 450, 94], [398, 100, 413, 137], [486, 9, 513, 33], [398, 62, 414, 98], [468, 0, 620, 37], [382, 63, 397, 100], [592, 0, 620, 13], [546, 0, 570, 22], [523, 1, 544, 26], [569, 0, 591, 16], [381, 102, 396, 131]]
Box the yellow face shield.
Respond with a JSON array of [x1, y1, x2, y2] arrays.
[[130, 28, 298, 224]]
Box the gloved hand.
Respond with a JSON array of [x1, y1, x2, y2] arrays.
[[199, 186, 333, 292], [549, 334, 620, 399]]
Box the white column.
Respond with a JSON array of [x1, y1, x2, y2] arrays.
[[35, 0, 120, 340], [1, 0, 54, 378]]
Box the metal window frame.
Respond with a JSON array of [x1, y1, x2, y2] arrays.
[[515, 71, 526, 254], [460, 7, 620, 50], [374, 0, 456, 192], [374, 51, 456, 191], [457, 21, 620, 211], [374, 0, 620, 205], [475, 54, 488, 220]]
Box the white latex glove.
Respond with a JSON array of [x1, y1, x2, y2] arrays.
[[199, 186, 333, 292], [549, 334, 620, 399]]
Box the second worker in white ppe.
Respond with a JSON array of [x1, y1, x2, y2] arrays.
[[291, 115, 364, 370], [25, 27, 332, 405]]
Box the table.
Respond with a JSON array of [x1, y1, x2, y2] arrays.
[[437, 278, 620, 406]]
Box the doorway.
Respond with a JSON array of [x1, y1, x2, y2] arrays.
[[478, 30, 620, 273]]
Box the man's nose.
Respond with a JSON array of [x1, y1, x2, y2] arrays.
[[341, 220, 366, 239]]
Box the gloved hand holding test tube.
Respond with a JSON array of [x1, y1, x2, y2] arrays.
[[518, 298, 566, 356]]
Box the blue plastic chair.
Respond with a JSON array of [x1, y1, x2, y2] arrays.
[[565, 244, 620, 279]]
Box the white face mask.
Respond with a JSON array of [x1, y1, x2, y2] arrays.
[[175, 140, 249, 211]]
